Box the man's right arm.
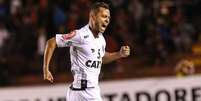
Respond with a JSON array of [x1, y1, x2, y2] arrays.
[[43, 37, 57, 83], [43, 30, 80, 82]]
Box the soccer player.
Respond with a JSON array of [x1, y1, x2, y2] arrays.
[[43, 2, 130, 101]]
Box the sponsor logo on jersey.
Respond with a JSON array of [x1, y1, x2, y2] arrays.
[[61, 31, 76, 40], [85, 60, 101, 68], [65, 41, 73, 46], [84, 35, 89, 38]]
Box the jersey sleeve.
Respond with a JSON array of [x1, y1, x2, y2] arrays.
[[55, 30, 82, 47]]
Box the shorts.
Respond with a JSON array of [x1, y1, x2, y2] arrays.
[[66, 85, 102, 101]]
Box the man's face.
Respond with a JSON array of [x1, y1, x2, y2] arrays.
[[93, 7, 110, 33]]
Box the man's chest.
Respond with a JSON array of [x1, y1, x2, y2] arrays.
[[81, 38, 104, 60]]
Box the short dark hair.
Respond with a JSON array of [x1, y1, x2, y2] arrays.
[[90, 2, 109, 14]]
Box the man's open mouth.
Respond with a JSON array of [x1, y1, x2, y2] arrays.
[[102, 24, 106, 28]]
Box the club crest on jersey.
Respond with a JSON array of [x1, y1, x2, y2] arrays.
[[62, 31, 76, 40], [85, 60, 101, 68]]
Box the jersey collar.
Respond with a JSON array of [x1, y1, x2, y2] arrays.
[[86, 24, 102, 39]]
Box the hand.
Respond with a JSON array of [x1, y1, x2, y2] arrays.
[[175, 59, 195, 76], [119, 46, 130, 58], [43, 69, 54, 83], [179, 60, 194, 75]]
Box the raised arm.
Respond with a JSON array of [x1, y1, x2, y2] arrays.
[[43, 37, 57, 83], [102, 46, 130, 64]]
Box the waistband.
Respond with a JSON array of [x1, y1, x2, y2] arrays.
[[69, 85, 95, 91]]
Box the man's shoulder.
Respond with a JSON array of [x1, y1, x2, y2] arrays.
[[76, 25, 90, 36], [78, 24, 89, 31]]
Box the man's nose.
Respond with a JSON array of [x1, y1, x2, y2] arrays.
[[105, 18, 109, 24]]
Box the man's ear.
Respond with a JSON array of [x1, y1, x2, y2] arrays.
[[90, 11, 96, 20]]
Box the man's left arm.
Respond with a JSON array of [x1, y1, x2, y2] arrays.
[[102, 46, 130, 64]]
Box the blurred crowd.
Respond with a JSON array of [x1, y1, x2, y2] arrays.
[[0, 0, 201, 86]]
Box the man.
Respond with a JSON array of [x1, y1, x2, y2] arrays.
[[43, 2, 130, 101]]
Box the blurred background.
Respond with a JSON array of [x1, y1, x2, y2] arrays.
[[0, 0, 201, 87]]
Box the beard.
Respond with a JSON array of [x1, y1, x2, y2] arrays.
[[98, 23, 107, 33], [94, 22, 103, 33]]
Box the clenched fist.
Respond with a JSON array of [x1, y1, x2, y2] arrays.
[[119, 46, 130, 58], [43, 69, 54, 83]]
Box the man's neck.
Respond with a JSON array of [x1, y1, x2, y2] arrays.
[[89, 25, 99, 38]]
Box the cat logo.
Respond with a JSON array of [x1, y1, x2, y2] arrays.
[[85, 60, 101, 68]]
